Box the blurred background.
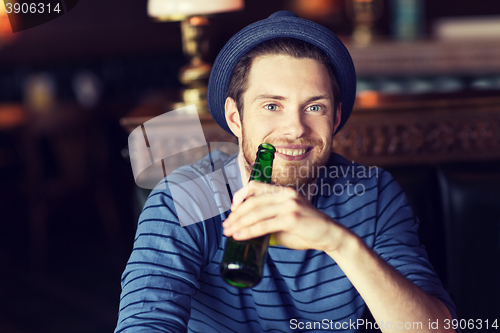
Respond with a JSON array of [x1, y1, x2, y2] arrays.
[[1, 0, 500, 332]]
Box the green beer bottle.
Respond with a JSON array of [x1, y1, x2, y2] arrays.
[[220, 143, 276, 288]]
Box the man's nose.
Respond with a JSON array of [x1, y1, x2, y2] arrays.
[[279, 109, 309, 138]]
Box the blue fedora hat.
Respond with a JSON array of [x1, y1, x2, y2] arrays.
[[207, 10, 356, 135]]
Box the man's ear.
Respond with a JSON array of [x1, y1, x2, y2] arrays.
[[225, 97, 242, 139], [333, 103, 342, 133]]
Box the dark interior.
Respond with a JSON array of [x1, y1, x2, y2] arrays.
[[1, 0, 500, 332]]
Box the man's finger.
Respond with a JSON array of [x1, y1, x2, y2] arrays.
[[231, 216, 281, 240], [230, 185, 249, 210], [225, 191, 292, 226], [230, 181, 268, 210], [224, 200, 284, 235]]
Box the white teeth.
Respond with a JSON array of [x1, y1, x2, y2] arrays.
[[277, 149, 307, 156]]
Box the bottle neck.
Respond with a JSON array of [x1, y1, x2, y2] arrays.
[[250, 152, 274, 183]]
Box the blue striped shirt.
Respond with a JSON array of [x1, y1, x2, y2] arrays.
[[115, 151, 457, 332]]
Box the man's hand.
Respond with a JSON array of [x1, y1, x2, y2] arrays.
[[223, 181, 454, 332], [223, 180, 351, 253]]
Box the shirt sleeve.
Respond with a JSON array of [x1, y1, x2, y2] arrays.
[[373, 169, 459, 324], [115, 152, 232, 333], [115, 183, 206, 333]]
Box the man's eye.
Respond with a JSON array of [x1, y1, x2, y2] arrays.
[[306, 105, 321, 112], [264, 104, 279, 111]]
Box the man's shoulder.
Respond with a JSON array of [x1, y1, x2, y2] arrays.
[[147, 150, 238, 227], [171, 149, 236, 179], [312, 153, 400, 210], [150, 150, 237, 190]]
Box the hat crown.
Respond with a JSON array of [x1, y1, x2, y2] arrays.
[[268, 10, 298, 19]]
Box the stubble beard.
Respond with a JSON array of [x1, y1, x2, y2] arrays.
[[242, 127, 332, 190]]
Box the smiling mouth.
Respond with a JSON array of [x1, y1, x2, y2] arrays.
[[275, 147, 312, 157]]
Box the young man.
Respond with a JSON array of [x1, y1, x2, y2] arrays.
[[116, 11, 457, 332]]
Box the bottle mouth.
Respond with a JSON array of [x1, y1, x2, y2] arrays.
[[258, 143, 276, 160], [259, 143, 276, 152]]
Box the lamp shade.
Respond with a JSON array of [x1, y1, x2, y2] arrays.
[[148, 0, 244, 20]]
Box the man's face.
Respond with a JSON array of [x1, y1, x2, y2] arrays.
[[239, 54, 338, 189]]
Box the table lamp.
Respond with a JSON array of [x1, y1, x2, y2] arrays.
[[147, 0, 245, 114]]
